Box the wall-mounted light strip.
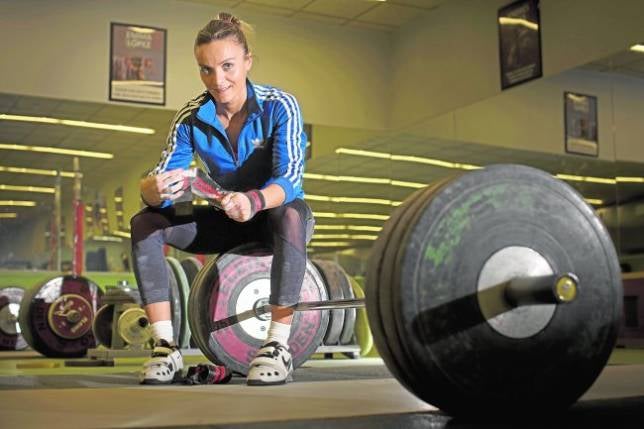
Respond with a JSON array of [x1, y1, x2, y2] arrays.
[[306, 194, 401, 207], [0, 213, 18, 219], [0, 165, 76, 178], [313, 211, 389, 221], [112, 230, 132, 238], [0, 114, 155, 135], [304, 172, 425, 189], [315, 225, 383, 232], [0, 143, 113, 159], [0, 184, 55, 193], [0, 200, 36, 206]]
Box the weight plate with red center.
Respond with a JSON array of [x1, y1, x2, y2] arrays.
[[18, 275, 102, 357], [189, 244, 328, 375]]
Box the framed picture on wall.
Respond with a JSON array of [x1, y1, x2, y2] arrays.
[[564, 92, 599, 157], [498, 0, 543, 90], [109, 23, 167, 105]]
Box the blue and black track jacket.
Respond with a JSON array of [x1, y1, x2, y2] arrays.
[[150, 80, 307, 208]]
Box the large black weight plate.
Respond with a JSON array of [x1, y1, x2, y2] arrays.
[[0, 287, 28, 351], [167, 257, 191, 348], [180, 257, 203, 288], [312, 260, 345, 345], [17, 276, 102, 357], [189, 243, 328, 375], [380, 164, 622, 416], [165, 258, 183, 346], [367, 182, 450, 394], [313, 260, 356, 345]]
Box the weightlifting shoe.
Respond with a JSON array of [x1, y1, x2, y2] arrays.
[[246, 341, 293, 386], [139, 340, 184, 385]]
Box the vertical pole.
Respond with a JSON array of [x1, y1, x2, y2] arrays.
[[72, 157, 84, 276], [54, 171, 62, 272]]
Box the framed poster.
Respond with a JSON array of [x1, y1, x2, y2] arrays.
[[109, 23, 166, 105], [564, 92, 598, 157], [498, 0, 542, 90]]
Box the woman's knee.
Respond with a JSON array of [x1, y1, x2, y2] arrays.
[[130, 210, 167, 243]]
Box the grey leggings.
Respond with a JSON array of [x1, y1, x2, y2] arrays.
[[130, 199, 314, 306]]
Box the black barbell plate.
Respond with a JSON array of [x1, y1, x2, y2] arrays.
[[188, 243, 329, 375], [336, 265, 357, 346], [17, 275, 102, 358], [389, 164, 622, 416], [312, 260, 346, 346], [366, 185, 433, 392], [313, 259, 357, 345], [167, 256, 191, 348], [0, 286, 28, 351], [180, 257, 203, 289], [377, 178, 455, 398]]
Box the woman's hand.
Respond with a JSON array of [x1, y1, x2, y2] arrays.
[[221, 192, 253, 222], [140, 169, 187, 206]]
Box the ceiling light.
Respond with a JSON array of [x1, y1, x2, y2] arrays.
[[308, 241, 352, 247], [0, 200, 36, 206], [312, 234, 378, 240], [314, 225, 383, 232], [0, 213, 17, 219], [336, 148, 480, 171], [112, 230, 131, 238], [630, 44, 644, 53], [304, 172, 425, 189], [584, 198, 603, 205], [616, 177, 644, 183], [0, 184, 55, 193], [555, 174, 616, 185], [0, 165, 76, 178], [0, 114, 155, 135], [313, 211, 389, 220], [498, 17, 539, 31], [0, 143, 113, 159], [92, 235, 123, 242], [306, 194, 401, 206]]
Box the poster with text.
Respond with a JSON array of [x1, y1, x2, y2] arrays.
[[498, 0, 542, 90], [565, 92, 599, 157], [110, 23, 166, 105]]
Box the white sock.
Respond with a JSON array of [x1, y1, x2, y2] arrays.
[[265, 321, 291, 346], [151, 320, 174, 345]]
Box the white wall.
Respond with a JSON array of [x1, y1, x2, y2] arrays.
[[0, 0, 391, 130]]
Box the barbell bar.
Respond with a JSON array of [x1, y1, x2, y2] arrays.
[[212, 272, 579, 331]]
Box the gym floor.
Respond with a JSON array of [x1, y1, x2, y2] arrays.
[[1, 349, 644, 428]]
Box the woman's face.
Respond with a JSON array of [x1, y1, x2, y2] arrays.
[[194, 37, 252, 106]]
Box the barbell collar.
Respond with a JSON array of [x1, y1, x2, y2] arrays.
[[504, 273, 579, 307]]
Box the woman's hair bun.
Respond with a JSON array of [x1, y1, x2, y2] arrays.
[[216, 12, 241, 27]]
